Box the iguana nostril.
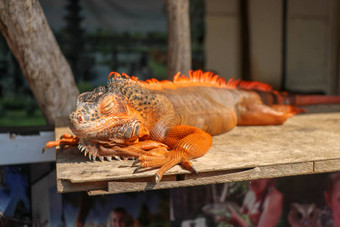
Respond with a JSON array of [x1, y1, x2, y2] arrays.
[[77, 115, 83, 123]]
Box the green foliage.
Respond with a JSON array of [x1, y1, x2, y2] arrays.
[[0, 82, 95, 127], [0, 94, 46, 126], [148, 58, 167, 80], [0, 108, 46, 127], [1, 94, 31, 110], [77, 81, 95, 93]]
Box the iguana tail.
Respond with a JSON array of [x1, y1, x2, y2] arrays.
[[254, 90, 340, 106], [235, 81, 340, 106], [283, 94, 340, 106]]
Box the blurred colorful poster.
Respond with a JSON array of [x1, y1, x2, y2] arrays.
[[50, 189, 170, 226], [170, 173, 339, 227]]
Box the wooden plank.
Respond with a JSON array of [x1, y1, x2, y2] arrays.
[[57, 179, 108, 193], [89, 162, 314, 195], [314, 159, 340, 173], [0, 131, 55, 165], [55, 112, 340, 194]]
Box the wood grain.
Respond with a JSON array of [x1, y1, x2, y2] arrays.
[[55, 112, 340, 194]]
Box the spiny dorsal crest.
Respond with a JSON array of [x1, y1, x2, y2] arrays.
[[107, 70, 276, 92]]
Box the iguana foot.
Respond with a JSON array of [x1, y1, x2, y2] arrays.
[[133, 151, 199, 183], [42, 134, 79, 153], [132, 125, 212, 182]]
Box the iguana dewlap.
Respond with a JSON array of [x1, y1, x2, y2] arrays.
[[43, 70, 340, 182]]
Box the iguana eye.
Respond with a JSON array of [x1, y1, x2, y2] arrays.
[[100, 96, 115, 115]]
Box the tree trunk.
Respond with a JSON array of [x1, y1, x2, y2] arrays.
[[166, 0, 192, 79], [0, 0, 79, 125]]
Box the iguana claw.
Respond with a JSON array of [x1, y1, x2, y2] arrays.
[[155, 173, 161, 183], [133, 165, 142, 173], [132, 158, 140, 167]]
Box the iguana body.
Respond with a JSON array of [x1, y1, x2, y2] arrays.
[[43, 70, 340, 182]]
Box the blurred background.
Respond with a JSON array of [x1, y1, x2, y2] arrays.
[[0, 0, 339, 126], [0, 1, 339, 226]]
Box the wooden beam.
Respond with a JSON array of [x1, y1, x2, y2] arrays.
[[166, 0, 192, 78]]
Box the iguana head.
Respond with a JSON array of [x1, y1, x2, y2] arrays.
[[69, 85, 141, 145]]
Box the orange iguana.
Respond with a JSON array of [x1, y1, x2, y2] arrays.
[[43, 70, 340, 182]]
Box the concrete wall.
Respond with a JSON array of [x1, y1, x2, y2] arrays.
[[249, 0, 282, 89], [286, 0, 339, 94], [205, 0, 283, 87], [205, 0, 240, 79], [204, 0, 339, 94]]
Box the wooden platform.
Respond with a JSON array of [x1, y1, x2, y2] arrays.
[[55, 111, 340, 195]]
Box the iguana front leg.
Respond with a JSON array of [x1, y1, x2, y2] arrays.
[[134, 125, 213, 182], [43, 126, 213, 183], [42, 134, 79, 153]]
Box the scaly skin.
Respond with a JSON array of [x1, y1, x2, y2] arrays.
[[43, 70, 340, 182]]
